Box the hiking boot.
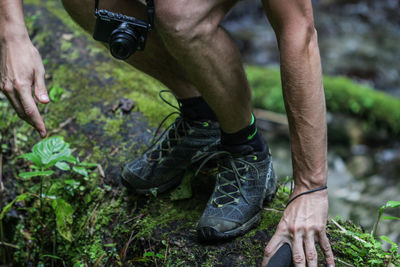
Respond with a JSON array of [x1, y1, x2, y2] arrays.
[[121, 115, 220, 194], [196, 142, 277, 241]]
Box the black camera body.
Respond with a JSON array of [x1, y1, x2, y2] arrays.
[[92, 0, 154, 60]]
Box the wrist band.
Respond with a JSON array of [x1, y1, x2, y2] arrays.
[[285, 185, 328, 208]]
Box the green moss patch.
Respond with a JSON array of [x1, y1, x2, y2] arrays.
[[247, 65, 400, 134]]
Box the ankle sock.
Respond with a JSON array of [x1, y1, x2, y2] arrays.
[[221, 114, 265, 152], [179, 96, 217, 121]]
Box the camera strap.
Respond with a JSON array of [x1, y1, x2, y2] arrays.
[[94, 0, 154, 30], [146, 0, 154, 30]]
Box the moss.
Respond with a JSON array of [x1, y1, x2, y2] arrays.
[[247, 65, 400, 134], [76, 107, 103, 125]]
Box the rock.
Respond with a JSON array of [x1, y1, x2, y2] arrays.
[[347, 155, 374, 178]]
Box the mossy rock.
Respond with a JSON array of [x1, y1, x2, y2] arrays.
[[0, 0, 398, 266], [247, 66, 400, 135]]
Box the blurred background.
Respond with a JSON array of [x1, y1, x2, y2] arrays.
[[223, 0, 400, 244]]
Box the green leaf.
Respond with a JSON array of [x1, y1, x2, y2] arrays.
[[155, 253, 165, 259], [52, 198, 74, 242], [64, 179, 80, 187], [380, 235, 397, 247], [55, 162, 70, 171], [170, 169, 193, 200], [31, 136, 71, 168], [143, 252, 155, 257], [42, 254, 63, 260], [0, 193, 29, 220], [385, 201, 400, 209], [19, 170, 54, 179], [18, 152, 42, 166], [79, 162, 98, 168], [382, 216, 400, 221], [49, 85, 64, 103], [0, 200, 16, 220], [72, 166, 88, 177]]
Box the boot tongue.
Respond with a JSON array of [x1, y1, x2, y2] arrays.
[[220, 144, 254, 156]]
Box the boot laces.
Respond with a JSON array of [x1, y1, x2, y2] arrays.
[[144, 90, 194, 162], [193, 149, 260, 207]]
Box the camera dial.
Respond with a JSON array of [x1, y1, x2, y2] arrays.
[[109, 23, 138, 60]]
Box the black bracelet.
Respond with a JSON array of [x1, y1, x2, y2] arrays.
[[285, 186, 328, 208]]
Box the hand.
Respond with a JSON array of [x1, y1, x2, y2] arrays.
[[262, 190, 335, 267], [0, 35, 49, 138]]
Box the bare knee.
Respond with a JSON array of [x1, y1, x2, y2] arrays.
[[155, 1, 220, 48]]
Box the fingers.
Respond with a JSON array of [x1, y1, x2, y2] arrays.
[[292, 234, 306, 267], [304, 233, 318, 267], [33, 68, 49, 104], [262, 233, 284, 266], [319, 231, 335, 267], [18, 86, 47, 137], [4, 89, 25, 118]]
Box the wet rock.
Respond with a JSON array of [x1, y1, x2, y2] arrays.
[[347, 155, 374, 178]]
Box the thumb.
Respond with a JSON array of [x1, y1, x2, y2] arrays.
[[34, 69, 49, 104]]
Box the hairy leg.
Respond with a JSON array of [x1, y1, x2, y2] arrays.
[[155, 0, 252, 133], [61, 0, 200, 98], [63, 0, 254, 133]]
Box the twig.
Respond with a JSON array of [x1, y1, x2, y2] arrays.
[[0, 153, 3, 192], [48, 117, 73, 135], [335, 258, 355, 267], [263, 208, 283, 213], [330, 218, 367, 244], [123, 213, 146, 224], [164, 241, 169, 266], [0, 241, 19, 249], [97, 165, 105, 178], [120, 220, 142, 261], [94, 254, 105, 267], [109, 147, 119, 156], [13, 129, 18, 153]]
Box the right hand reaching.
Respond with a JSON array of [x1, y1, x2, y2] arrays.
[[0, 34, 49, 138]]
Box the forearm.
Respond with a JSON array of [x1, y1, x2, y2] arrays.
[[0, 0, 29, 41], [280, 28, 327, 191]]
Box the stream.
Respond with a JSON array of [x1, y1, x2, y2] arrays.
[[224, 0, 400, 245]]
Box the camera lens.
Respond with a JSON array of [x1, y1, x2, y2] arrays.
[[109, 23, 138, 60]]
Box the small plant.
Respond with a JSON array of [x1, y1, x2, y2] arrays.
[[16, 136, 96, 241], [372, 200, 400, 237], [133, 251, 165, 265]]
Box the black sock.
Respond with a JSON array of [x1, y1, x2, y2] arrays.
[[179, 96, 217, 121], [221, 114, 265, 152]]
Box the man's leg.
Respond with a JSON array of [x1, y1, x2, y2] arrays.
[[62, 0, 199, 99], [62, 0, 277, 241], [155, 0, 252, 133]]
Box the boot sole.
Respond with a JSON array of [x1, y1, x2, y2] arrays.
[[197, 211, 262, 242], [120, 173, 184, 195]]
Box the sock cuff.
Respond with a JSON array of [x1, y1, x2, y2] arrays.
[[179, 96, 217, 121], [221, 114, 258, 146]]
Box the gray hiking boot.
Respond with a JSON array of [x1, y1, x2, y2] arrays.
[[121, 116, 220, 194], [196, 142, 277, 241]]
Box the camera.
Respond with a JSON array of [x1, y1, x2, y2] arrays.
[[93, 0, 154, 60]]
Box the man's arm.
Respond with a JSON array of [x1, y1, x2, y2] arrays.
[[0, 0, 49, 137], [260, 0, 335, 266]]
